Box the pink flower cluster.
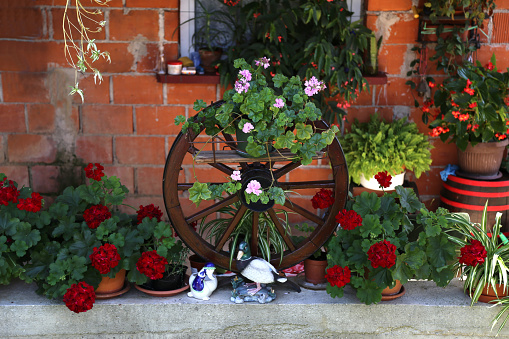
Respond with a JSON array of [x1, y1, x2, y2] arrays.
[[304, 76, 326, 96], [235, 69, 252, 94], [255, 57, 270, 69], [246, 180, 262, 196]]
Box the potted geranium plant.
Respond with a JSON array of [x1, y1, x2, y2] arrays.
[[22, 163, 182, 313], [175, 57, 339, 208], [339, 113, 433, 190], [0, 174, 48, 285], [423, 55, 509, 178], [325, 172, 457, 304]]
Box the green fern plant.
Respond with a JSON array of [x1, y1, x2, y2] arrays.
[[340, 114, 433, 184]]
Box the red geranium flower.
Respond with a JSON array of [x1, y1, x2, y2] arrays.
[[63, 281, 96, 313], [335, 209, 362, 230], [459, 239, 487, 267], [83, 204, 111, 229], [325, 265, 351, 288], [136, 204, 163, 224], [17, 192, 43, 213], [89, 243, 121, 274], [486, 61, 494, 70], [84, 163, 105, 181], [311, 189, 335, 209], [367, 240, 397, 269], [0, 179, 19, 206], [136, 250, 168, 280], [374, 171, 392, 188]]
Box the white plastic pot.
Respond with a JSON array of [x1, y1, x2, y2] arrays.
[[359, 172, 405, 191]]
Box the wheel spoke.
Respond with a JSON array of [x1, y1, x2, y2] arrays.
[[267, 209, 296, 251], [279, 180, 335, 190], [284, 200, 324, 226], [208, 162, 235, 175], [215, 204, 248, 251], [223, 132, 248, 170], [273, 161, 302, 179], [250, 212, 260, 256], [185, 195, 239, 224]]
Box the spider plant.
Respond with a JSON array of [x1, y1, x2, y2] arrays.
[[198, 201, 291, 268], [446, 203, 509, 305]]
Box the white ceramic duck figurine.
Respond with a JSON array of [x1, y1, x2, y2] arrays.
[[236, 241, 300, 294], [187, 262, 217, 301]]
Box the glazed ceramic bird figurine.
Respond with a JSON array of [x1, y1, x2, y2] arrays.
[[187, 262, 217, 301], [236, 241, 300, 294]]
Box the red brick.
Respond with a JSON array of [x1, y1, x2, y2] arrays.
[[104, 166, 135, 194], [51, 8, 106, 41], [383, 14, 418, 44], [164, 11, 180, 42], [0, 41, 67, 73], [82, 105, 133, 134], [8, 134, 57, 163], [0, 7, 44, 39], [496, 0, 509, 9], [88, 43, 135, 73], [137, 167, 164, 195], [116, 136, 165, 164], [31, 165, 61, 194], [375, 77, 415, 106], [166, 83, 217, 105], [476, 46, 509, 70], [75, 136, 113, 164], [409, 166, 444, 197], [136, 106, 184, 135], [344, 106, 394, 130], [2, 73, 50, 103], [429, 139, 458, 166], [126, 0, 178, 7], [33, 0, 122, 6], [367, 0, 412, 11], [27, 104, 55, 133], [283, 196, 315, 223], [73, 75, 110, 105], [70, 106, 80, 132], [0, 104, 26, 132], [378, 44, 409, 75], [350, 86, 373, 106], [365, 14, 378, 33], [0, 166, 29, 187], [113, 75, 163, 104], [109, 9, 159, 41], [0, 136, 3, 163]]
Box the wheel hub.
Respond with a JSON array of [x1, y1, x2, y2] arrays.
[[238, 167, 277, 212]]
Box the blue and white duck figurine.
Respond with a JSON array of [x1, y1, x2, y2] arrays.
[[187, 262, 217, 301], [236, 241, 300, 295]]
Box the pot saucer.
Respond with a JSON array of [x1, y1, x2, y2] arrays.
[[456, 170, 503, 180], [295, 272, 327, 290], [381, 285, 406, 301], [95, 282, 131, 300], [135, 275, 190, 297]]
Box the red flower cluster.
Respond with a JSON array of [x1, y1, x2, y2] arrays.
[[0, 179, 19, 206], [325, 265, 351, 288], [463, 79, 475, 96], [17, 192, 43, 213], [335, 209, 362, 230], [486, 61, 494, 70], [89, 243, 121, 274], [374, 171, 392, 188], [367, 240, 397, 269], [459, 239, 487, 267], [63, 281, 96, 313], [311, 189, 335, 209], [136, 204, 163, 224], [430, 126, 450, 137], [224, 0, 239, 6], [84, 163, 105, 181], [83, 204, 111, 229], [422, 99, 434, 113], [136, 250, 168, 280]]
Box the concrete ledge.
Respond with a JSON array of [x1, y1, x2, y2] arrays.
[[1, 278, 508, 338]]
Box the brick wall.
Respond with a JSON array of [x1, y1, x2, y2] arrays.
[[1, 0, 508, 213]]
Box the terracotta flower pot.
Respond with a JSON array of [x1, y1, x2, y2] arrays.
[[457, 139, 509, 179], [382, 279, 402, 296], [95, 269, 126, 294], [303, 258, 328, 285], [189, 254, 207, 274], [477, 283, 509, 303], [199, 49, 222, 74]]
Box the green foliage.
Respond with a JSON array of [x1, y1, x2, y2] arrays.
[[340, 114, 433, 184], [0, 176, 48, 285], [424, 56, 509, 150], [216, 0, 374, 124], [179, 58, 338, 208], [326, 187, 458, 305], [423, 0, 495, 25], [21, 168, 184, 300]]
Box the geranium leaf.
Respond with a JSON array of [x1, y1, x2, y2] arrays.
[[295, 123, 313, 140], [353, 191, 381, 217], [274, 131, 295, 149], [268, 187, 285, 206], [371, 267, 393, 288], [193, 99, 207, 112], [395, 186, 422, 213], [189, 182, 212, 206], [356, 280, 383, 305], [326, 284, 345, 298], [426, 233, 456, 268]]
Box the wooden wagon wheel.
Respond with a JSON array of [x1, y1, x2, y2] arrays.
[[163, 109, 348, 272]]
